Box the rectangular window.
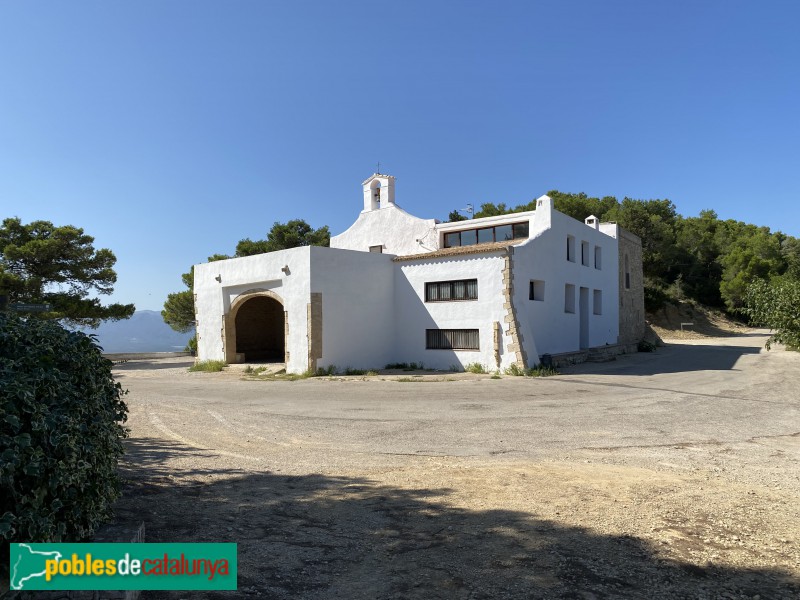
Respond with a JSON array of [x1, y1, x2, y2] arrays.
[[425, 279, 478, 302], [426, 329, 479, 350], [594, 246, 601, 269], [581, 241, 590, 266], [495, 224, 513, 241], [512, 222, 529, 239], [461, 229, 478, 246], [593, 289, 602, 315], [567, 236, 576, 262], [442, 222, 529, 249], [529, 280, 545, 301], [564, 284, 576, 313], [369, 245, 383, 253], [477, 227, 494, 244], [624, 255, 631, 289], [444, 232, 460, 248]]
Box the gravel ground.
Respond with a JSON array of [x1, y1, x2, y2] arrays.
[[96, 331, 799, 599]]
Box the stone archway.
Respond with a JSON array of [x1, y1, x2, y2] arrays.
[[224, 290, 287, 364]]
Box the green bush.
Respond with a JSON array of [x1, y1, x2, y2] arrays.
[[0, 314, 128, 555], [525, 365, 559, 377], [464, 362, 487, 374], [504, 363, 559, 377], [644, 277, 669, 312], [742, 278, 800, 350], [188, 359, 227, 372], [504, 363, 525, 376], [315, 365, 337, 376]]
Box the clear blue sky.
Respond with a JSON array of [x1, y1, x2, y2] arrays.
[[1, 1, 798, 311]]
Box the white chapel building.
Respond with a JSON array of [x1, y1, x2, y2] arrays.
[[194, 174, 645, 373]]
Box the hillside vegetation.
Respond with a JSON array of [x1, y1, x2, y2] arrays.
[[452, 192, 800, 316]]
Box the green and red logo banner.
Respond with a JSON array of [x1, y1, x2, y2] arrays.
[[9, 543, 237, 591]]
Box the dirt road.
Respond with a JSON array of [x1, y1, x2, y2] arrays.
[[103, 332, 800, 599]]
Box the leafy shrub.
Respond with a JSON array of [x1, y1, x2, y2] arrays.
[[384, 362, 426, 371], [464, 363, 487, 374], [644, 277, 669, 312], [638, 340, 657, 352], [525, 365, 559, 377], [742, 278, 800, 350], [385, 362, 409, 369], [188, 359, 227, 372], [504, 363, 559, 377], [504, 363, 525, 376], [0, 314, 128, 556]]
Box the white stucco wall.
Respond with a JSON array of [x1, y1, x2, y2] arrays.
[[393, 253, 511, 371], [194, 188, 625, 374], [194, 247, 312, 373], [309, 247, 395, 371], [330, 204, 439, 256], [511, 206, 619, 359]]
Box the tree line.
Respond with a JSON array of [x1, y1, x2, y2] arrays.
[[449, 191, 800, 315], [0, 200, 794, 349], [160, 196, 798, 350]]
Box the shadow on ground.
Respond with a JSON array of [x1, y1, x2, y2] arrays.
[[89, 437, 800, 600], [562, 342, 763, 377]]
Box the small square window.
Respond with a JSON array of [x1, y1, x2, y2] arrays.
[[369, 245, 383, 253], [529, 280, 545, 301]]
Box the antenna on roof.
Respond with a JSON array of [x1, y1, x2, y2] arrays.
[[458, 203, 474, 219]]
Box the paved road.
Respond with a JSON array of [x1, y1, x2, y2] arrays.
[[115, 333, 799, 490], [108, 332, 800, 599]]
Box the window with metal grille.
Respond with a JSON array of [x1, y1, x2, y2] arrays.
[[425, 279, 478, 302], [426, 329, 480, 350]]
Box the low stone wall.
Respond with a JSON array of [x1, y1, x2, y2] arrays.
[[541, 342, 639, 368]]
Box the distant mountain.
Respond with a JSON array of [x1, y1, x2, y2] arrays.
[[78, 310, 193, 354]]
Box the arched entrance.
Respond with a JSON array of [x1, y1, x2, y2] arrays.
[[224, 291, 286, 364]]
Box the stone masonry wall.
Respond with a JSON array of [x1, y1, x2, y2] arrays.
[[618, 228, 645, 345]]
